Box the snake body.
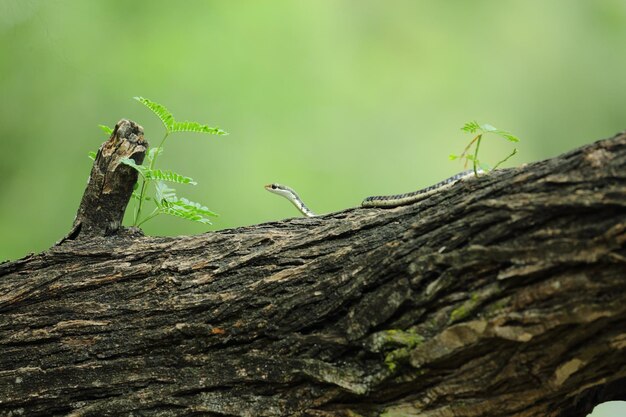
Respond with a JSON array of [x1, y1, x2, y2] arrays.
[[361, 169, 478, 208], [265, 169, 480, 217]]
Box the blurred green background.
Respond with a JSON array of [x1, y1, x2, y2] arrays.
[[1, 0, 625, 259], [0, 0, 626, 247], [0, 1, 625, 415]]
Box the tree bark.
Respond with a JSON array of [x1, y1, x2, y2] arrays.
[[64, 119, 147, 241], [1, 130, 625, 417]]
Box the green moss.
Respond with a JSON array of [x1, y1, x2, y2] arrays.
[[484, 298, 509, 315], [449, 292, 480, 324], [449, 305, 470, 322], [379, 329, 424, 372], [385, 347, 410, 371], [380, 329, 423, 347]]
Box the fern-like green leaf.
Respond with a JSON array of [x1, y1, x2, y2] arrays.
[[461, 121, 480, 134], [153, 181, 217, 224], [478, 123, 520, 142], [174, 197, 218, 217], [120, 157, 148, 176], [122, 159, 195, 184], [146, 169, 196, 185], [134, 97, 175, 130], [496, 131, 520, 143], [88, 151, 97, 160], [155, 181, 178, 204], [128, 96, 228, 227], [170, 121, 228, 136], [99, 124, 113, 135], [159, 206, 213, 224]]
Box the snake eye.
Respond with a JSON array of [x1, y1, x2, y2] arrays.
[[271, 184, 277, 189]]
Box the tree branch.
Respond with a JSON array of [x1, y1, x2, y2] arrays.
[[1, 130, 625, 417], [63, 119, 147, 241]]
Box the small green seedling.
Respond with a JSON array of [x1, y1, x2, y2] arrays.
[[450, 121, 519, 174], [92, 97, 227, 227]]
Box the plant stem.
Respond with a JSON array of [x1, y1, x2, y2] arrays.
[[492, 148, 518, 171], [137, 207, 160, 227], [134, 131, 169, 226], [473, 134, 482, 175], [459, 134, 480, 169], [150, 132, 169, 170]]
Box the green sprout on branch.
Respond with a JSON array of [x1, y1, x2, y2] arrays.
[[449, 121, 519, 174], [92, 97, 227, 227]]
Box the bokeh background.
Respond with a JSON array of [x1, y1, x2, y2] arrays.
[[1, 1, 625, 415]]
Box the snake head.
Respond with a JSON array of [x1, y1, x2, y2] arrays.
[[264, 183, 316, 217], [264, 183, 299, 200], [265, 183, 294, 198]]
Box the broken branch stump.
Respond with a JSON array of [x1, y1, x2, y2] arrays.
[[65, 119, 147, 240]]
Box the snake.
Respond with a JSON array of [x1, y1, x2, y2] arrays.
[[265, 169, 481, 217]]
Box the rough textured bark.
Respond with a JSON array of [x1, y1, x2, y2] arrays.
[[1, 131, 625, 417], [64, 119, 147, 241]]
